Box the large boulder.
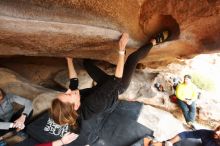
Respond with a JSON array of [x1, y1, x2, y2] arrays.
[[32, 92, 59, 116], [0, 68, 51, 100], [0, 67, 58, 116], [54, 70, 93, 90], [0, 57, 67, 88], [137, 105, 186, 141], [0, 0, 219, 67]]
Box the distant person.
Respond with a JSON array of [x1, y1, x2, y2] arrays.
[[160, 125, 220, 146], [175, 75, 198, 129], [0, 88, 32, 143]]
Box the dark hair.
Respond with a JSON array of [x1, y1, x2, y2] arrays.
[[0, 88, 6, 98], [184, 75, 191, 79]]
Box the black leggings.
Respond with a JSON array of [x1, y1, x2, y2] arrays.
[[83, 43, 153, 94]]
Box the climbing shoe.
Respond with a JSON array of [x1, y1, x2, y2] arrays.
[[154, 30, 170, 45]]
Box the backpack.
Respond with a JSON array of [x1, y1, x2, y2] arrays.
[[169, 94, 177, 103]]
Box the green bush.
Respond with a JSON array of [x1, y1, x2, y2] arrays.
[[191, 72, 216, 91]]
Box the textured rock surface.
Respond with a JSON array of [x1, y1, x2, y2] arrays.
[[54, 69, 93, 90], [137, 105, 186, 141], [0, 57, 67, 88], [0, 0, 220, 67], [0, 68, 51, 99], [0, 67, 58, 117]]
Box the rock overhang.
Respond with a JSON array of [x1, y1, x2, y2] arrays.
[[0, 0, 220, 68]]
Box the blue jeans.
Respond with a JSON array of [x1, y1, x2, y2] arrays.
[[0, 140, 7, 146], [177, 99, 196, 123]]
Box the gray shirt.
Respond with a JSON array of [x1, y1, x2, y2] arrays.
[[0, 93, 32, 130]]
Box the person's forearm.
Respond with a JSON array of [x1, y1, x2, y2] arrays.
[[35, 139, 63, 146], [115, 53, 125, 78], [52, 139, 63, 146], [169, 135, 181, 144], [66, 58, 77, 79], [115, 33, 128, 78]]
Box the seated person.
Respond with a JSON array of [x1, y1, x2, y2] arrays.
[[24, 31, 170, 146], [175, 75, 198, 129], [0, 88, 32, 141], [159, 125, 220, 146]]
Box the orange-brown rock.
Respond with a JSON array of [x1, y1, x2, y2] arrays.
[[0, 0, 220, 68]]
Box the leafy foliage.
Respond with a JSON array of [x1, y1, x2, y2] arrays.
[[191, 72, 216, 91]]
